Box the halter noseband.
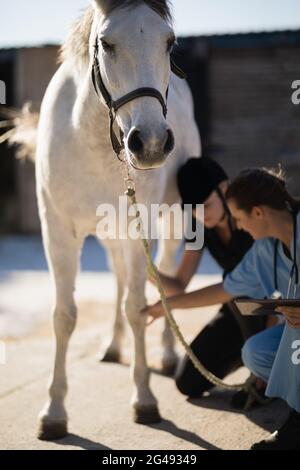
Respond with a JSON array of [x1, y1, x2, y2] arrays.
[[91, 40, 186, 163]]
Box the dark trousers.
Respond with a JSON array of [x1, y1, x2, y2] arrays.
[[175, 303, 265, 398]]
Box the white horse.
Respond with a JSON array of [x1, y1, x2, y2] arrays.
[[26, 0, 201, 439]]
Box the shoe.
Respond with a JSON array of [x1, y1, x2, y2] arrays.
[[251, 410, 300, 450]]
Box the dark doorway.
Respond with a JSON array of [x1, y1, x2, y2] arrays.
[[0, 49, 17, 233], [174, 38, 209, 155]]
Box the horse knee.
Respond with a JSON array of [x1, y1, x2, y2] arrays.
[[162, 322, 175, 345], [53, 304, 77, 338], [125, 295, 146, 325]]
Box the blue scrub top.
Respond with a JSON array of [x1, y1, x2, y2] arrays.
[[224, 211, 300, 411]]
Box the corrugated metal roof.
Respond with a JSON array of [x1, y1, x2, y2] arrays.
[[179, 29, 300, 49]]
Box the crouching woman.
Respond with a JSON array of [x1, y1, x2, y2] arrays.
[[224, 168, 300, 450]]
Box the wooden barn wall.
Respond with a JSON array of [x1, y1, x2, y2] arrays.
[[15, 46, 59, 232], [207, 46, 300, 195], [2, 38, 300, 232]]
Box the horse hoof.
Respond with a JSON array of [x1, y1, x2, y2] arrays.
[[98, 348, 121, 363], [133, 405, 162, 424], [37, 420, 68, 441]]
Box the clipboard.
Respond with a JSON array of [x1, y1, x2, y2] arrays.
[[234, 298, 300, 316]]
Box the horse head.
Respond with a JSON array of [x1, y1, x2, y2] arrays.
[[91, 0, 177, 169]]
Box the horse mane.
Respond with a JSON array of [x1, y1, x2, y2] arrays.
[[95, 0, 172, 21], [59, 1, 172, 66], [59, 6, 94, 65]]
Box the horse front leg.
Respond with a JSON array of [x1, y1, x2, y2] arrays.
[[125, 243, 161, 424], [37, 211, 83, 440]]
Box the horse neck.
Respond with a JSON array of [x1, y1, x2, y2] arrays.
[[71, 58, 111, 148]]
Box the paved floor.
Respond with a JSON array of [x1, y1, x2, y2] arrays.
[[0, 296, 287, 450], [0, 236, 287, 450]]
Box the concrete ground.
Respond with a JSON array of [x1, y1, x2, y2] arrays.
[[0, 236, 287, 450], [0, 297, 288, 450]]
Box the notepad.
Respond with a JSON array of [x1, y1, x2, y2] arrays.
[[234, 298, 300, 316]]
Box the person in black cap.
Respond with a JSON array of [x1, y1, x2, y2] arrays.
[[142, 157, 271, 408]]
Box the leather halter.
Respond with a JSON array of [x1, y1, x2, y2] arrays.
[[91, 40, 186, 161]]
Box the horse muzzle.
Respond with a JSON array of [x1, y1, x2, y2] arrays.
[[126, 125, 175, 169]]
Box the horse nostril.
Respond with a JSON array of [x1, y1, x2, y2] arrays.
[[164, 129, 175, 155], [128, 129, 144, 154]]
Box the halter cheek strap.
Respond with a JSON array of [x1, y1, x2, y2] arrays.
[[91, 41, 186, 162]]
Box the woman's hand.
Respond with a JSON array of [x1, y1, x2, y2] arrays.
[[275, 306, 300, 328], [140, 301, 165, 326]]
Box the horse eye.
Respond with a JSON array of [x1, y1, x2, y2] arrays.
[[101, 40, 114, 53], [167, 38, 176, 53]]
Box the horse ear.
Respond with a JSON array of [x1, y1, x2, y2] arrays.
[[91, 0, 103, 10], [91, 0, 101, 10]]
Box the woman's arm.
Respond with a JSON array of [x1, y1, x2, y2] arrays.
[[141, 282, 233, 324], [166, 282, 233, 309], [149, 248, 203, 296]]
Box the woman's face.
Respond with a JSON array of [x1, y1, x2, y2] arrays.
[[227, 199, 269, 240], [193, 190, 224, 228]]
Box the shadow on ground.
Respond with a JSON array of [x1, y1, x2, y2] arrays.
[[188, 389, 288, 433], [52, 433, 112, 450], [148, 419, 220, 450]]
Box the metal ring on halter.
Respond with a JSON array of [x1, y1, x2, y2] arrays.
[[124, 177, 136, 197]]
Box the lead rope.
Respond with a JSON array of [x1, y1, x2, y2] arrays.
[[121, 163, 271, 407]]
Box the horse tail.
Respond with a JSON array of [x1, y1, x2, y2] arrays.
[[0, 102, 39, 162]]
